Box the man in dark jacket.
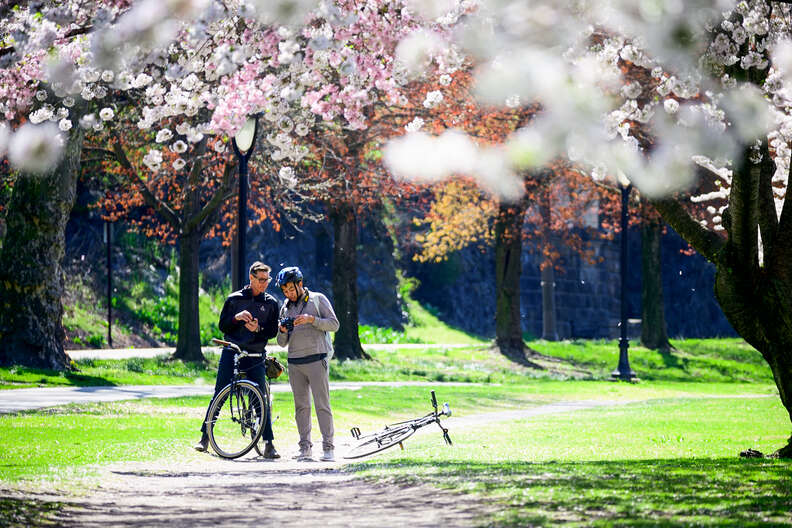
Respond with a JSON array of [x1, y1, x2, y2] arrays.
[[194, 261, 281, 458]]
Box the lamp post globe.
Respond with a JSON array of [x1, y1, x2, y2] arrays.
[[232, 116, 259, 290]]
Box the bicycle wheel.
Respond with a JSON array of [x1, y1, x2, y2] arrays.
[[343, 425, 415, 459], [206, 380, 267, 459]]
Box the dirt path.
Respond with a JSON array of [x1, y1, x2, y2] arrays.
[[47, 456, 492, 527]]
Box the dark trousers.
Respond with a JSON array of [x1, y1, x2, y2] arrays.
[[200, 348, 274, 441]]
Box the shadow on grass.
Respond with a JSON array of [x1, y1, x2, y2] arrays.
[[0, 495, 63, 528], [354, 458, 792, 527]]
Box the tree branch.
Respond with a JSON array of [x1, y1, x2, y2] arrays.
[[197, 160, 237, 235], [650, 196, 725, 263], [110, 139, 181, 228]]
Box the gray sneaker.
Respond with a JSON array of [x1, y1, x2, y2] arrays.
[[319, 450, 335, 462], [293, 448, 313, 461]]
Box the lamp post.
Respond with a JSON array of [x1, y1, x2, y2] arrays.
[[611, 175, 637, 381], [231, 116, 259, 291]]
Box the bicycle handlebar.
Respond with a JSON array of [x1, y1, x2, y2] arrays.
[[210, 338, 263, 358]]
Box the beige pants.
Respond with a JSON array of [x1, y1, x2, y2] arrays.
[[288, 359, 334, 451]]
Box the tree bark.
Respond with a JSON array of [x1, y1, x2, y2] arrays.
[[494, 200, 526, 356], [539, 196, 558, 341], [172, 220, 203, 362], [653, 142, 792, 456], [640, 219, 671, 351], [330, 203, 369, 360], [0, 128, 85, 370]]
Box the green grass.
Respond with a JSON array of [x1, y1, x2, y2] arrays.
[[0, 381, 788, 526], [0, 354, 220, 389], [350, 395, 792, 527], [0, 337, 775, 389], [0, 382, 780, 484], [528, 338, 774, 383]]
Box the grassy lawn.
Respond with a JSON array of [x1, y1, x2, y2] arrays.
[[0, 383, 788, 526], [350, 395, 792, 527], [0, 304, 788, 526], [0, 338, 775, 389]]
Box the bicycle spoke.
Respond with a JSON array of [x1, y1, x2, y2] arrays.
[[207, 381, 266, 459]]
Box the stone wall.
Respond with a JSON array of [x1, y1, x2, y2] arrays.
[[407, 226, 736, 339]]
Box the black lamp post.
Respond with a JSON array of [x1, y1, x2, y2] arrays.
[[231, 116, 259, 291], [611, 179, 637, 381]]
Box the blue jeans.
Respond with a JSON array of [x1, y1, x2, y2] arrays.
[[200, 347, 274, 441]]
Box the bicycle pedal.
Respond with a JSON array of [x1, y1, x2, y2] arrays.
[[350, 427, 361, 439]]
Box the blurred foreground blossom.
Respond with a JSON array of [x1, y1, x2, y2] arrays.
[[384, 129, 522, 200], [8, 123, 64, 174]]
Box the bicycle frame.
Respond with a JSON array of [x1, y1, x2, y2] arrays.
[[210, 338, 266, 445], [345, 391, 452, 459]]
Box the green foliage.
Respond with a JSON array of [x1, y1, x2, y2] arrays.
[[115, 265, 227, 347], [397, 279, 487, 345], [358, 325, 421, 344]]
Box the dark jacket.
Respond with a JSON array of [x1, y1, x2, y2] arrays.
[[218, 285, 279, 353]]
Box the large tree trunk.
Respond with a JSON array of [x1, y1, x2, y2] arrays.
[[494, 200, 526, 357], [172, 227, 203, 361], [0, 128, 85, 370], [640, 218, 671, 351], [172, 186, 204, 362], [330, 203, 369, 360], [653, 142, 792, 456]]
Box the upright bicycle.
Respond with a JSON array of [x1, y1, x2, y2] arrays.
[[343, 390, 452, 459], [205, 338, 271, 459]]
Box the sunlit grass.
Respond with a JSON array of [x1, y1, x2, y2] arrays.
[[350, 396, 792, 527], [0, 337, 775, 390], [0, 382, 778, 484]]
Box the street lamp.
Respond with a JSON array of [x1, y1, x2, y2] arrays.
[[231, 116, 259, 291], [611, 172, 637, 381]]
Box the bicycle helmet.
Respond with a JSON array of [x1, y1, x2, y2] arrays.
[[275, 266, 303, 287]]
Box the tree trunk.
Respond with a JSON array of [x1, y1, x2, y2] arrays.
[[652, 142, 792, 456], [540, 264, 559, 340], [539, 197, 558, 341], [172, 186, 204, 362], [640, 219, 671, 351], [494, 200, 526, 357], [0, 128, 85, 370], [330, 204, 369, 360]]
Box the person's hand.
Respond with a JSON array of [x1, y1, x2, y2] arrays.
[[294, 314, 315, 326], [279, 324, 288, 333], [244, 319, 260, 333], [235, 310, 253, 323]]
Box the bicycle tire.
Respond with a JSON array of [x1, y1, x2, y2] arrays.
[[206, 380, 267, 459], [343, 425, 415, 459]]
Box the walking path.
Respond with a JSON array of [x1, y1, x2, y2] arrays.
[[0, 381, 482, 414]]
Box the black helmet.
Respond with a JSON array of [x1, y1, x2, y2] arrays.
[[276, 266, 303, 288]]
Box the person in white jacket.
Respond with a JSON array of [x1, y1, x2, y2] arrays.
[[275, 266, 339, 462]]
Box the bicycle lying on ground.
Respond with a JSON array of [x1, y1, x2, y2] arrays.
[[204, 338, 272, 459], [343, 390, 452, 459]]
